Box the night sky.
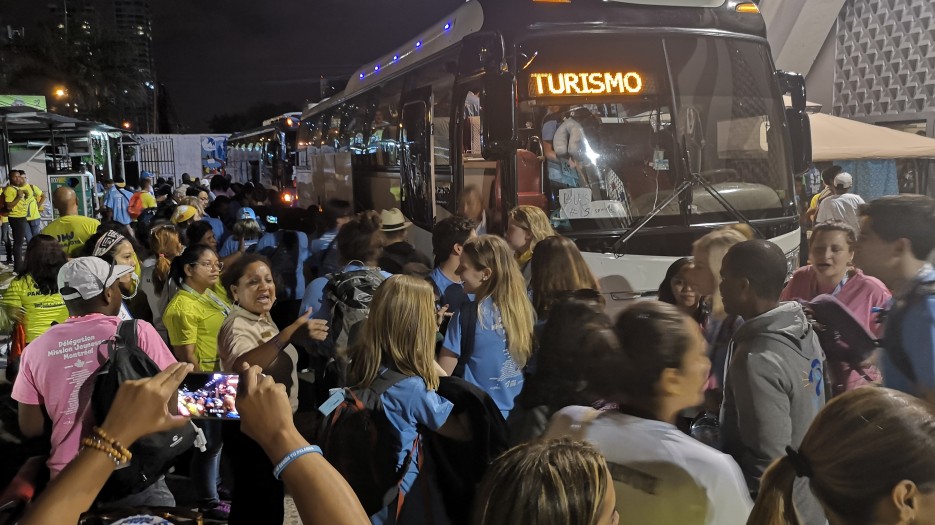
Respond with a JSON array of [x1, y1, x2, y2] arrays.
[[150, 0, 464, 131], [0, 0, 464, 130]]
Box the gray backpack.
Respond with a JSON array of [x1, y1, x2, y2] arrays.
[[323, 267, 386, 352]]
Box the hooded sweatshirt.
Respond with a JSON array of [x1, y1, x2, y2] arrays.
[[720, 301, 827, 525]]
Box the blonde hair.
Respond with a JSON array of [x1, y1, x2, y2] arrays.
[[149, 224, 183, 295], [179, 196, 205, 218], [693, 228, 748, 319], [509, 205, 556, 253], [473, 438, 610, 525], [462, 235, 535, 367], [349, 275, 440, 390], [749, 388, 935, 525], [232, 219, 263, 242]]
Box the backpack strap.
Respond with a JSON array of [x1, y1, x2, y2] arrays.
[[371, 368, 409, 396], [115, 319, 139, 350], [453, 300, 478, 378]]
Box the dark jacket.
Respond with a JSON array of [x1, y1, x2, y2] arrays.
[[379, 241, 432, 275]]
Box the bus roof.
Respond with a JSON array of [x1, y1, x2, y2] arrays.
[[306, 0, 765, 118]]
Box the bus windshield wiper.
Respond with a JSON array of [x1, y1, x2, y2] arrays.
[[611, 144, 764, 257]]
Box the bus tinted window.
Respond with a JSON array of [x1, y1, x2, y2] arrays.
[[370, 78, 404, 167]]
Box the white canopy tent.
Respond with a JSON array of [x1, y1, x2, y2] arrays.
[[809, 112, 935, 161]]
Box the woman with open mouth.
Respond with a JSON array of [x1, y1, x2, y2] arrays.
[[781, 220, 891, 391], [217, 253, 328, 525]]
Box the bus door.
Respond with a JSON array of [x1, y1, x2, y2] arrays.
[[399, 86, 435, 230]]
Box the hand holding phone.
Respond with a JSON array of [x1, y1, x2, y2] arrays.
[[177, 372, 240, 419]]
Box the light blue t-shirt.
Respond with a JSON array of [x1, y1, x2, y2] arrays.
[[442, 296, 524, 419], [429, 267, 472, 315], [882, 268, 935, 396], [103, 186, 134, 225], [368, 373, 453, 524], [310, 228, 339, 258], [218, 236, 258, 257]]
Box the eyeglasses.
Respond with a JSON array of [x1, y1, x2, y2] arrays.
[[191, 261, 223, 271]]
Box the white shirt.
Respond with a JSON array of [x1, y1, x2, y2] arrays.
[[816, 192, 865, 231], [546, 406, 752, 525]]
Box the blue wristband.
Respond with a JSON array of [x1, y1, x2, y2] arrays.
[[273, 445, 322, 480]]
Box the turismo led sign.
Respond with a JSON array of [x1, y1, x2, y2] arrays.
[[530, 72, 644, 97]]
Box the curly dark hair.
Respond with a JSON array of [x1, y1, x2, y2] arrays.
[[22, 235, 68, 295]]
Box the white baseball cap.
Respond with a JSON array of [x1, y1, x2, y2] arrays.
[[58, 257, 135, 301], [833, 172, 853, 189]]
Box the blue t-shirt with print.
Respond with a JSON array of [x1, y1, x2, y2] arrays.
[[442, 296, 524, 419]]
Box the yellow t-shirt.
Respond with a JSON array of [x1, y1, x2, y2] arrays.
[[3, 185, 39, 219], [141, 192, 157, 209], [163, 287, 230, 371], [41, 215, 101, 257], [1, 275, 68, 342], [26, 186, 43, 220]]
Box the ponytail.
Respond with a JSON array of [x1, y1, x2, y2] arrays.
[[153, 253, 172, 295], [149, 225, 182, 294], [746, 456, 801, 525]]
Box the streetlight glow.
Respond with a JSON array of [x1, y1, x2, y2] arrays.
[[54, 87, 66, 98]]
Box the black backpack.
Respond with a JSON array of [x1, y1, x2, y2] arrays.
[[309, 237, 340, 279], [91, 320, 196, 499], [803, 294, 880, 396], [319, 369, 416, 516], [259, 230, 301, 302]]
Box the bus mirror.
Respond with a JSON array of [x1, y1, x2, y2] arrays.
[[481, 72, 518, 159], [778, 70, 812, 173], [785, 108, 812, 175]]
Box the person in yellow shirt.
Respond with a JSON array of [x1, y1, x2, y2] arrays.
[[1, 215, 11, 265], [140, 176, 158, 210], [41, 186, 101, 257], [1, 235, 69, 343], [4, 170, 44, 272], [161, 243, 229, 517]]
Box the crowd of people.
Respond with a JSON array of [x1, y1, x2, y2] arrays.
[[4, 167, 935, 525]]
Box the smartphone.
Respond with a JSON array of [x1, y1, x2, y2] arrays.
[[265, 215, 279, 225], [177, 372, 240, 420]]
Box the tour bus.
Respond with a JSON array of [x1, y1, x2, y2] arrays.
[[294, 0, 811, 313], [227, 113, 301, 190]]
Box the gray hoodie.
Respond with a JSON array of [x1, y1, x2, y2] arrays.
[[720, 301, 827, 524]]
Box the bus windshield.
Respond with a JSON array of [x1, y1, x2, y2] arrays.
[[518, 34, 792, 233]]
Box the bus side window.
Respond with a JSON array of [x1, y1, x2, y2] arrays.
[[372, 78, 404, 167], [341, 97, 368, 155]]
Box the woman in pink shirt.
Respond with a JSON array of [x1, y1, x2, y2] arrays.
[[781, 220, 891, 390]]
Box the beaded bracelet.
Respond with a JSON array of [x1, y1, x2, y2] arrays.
[[91, 427, 132, 460], [273, 445, 322, 480], [81, 436, 132, 466]]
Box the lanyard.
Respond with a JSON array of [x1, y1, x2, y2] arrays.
[[181, 283, 231, 317], [831, 274, 849, 297]]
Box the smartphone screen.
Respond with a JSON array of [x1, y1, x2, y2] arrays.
[[177, 372, 240, 419]]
